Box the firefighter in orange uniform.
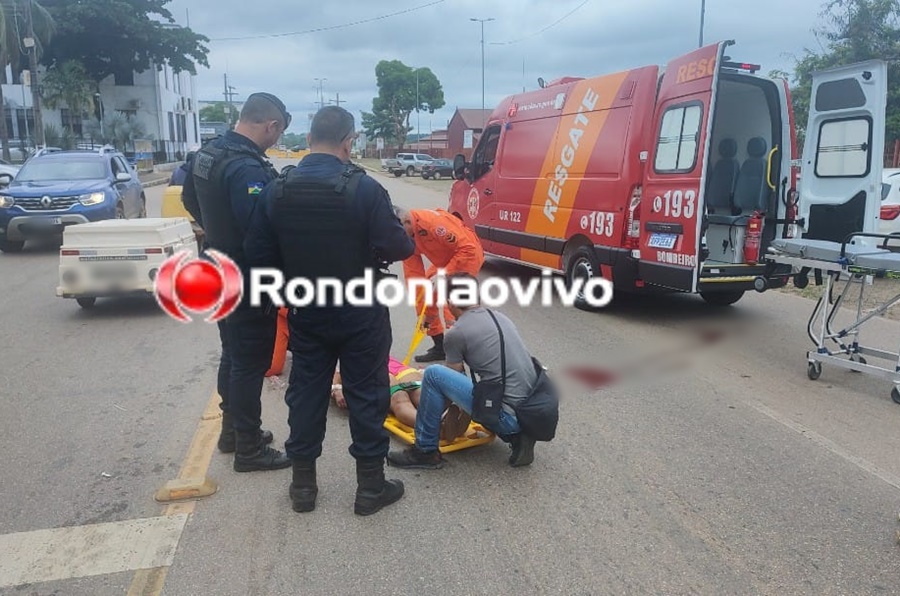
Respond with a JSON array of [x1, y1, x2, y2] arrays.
[[394, 207, 485, 362], [266, 307, 290, 377]]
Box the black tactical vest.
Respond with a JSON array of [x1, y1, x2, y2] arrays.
[[269, 164, 378, 296], [191, 138, 276, 263]]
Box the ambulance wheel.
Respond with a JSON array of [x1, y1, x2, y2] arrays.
[[891, 387, 900, 405], [76, 297, 97, 309], [566, 246, 604, 312], [700, 291, 745, 306], [807, 361, 822, 381]]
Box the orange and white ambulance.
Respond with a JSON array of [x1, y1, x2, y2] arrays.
[[448, 41, 887, 308]]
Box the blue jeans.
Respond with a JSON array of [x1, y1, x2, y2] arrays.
[[415, 365, 520, 452]]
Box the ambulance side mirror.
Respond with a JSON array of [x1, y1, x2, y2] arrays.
[[453, 154, 468, 182]]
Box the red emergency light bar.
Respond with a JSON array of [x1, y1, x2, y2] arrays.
[[721, 61, 760, 74]]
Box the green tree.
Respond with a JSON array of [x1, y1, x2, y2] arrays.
[[0, 0, 55, 161], [363, 60, 445, 150], [789, 0, 900, 144], [41, 59, 95, 138], [40, 0, 209, 82], [199, 101, 237, 126]]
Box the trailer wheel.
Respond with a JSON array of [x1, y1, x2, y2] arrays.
[[700, 291, 745, 306], [891, 387, 900, 405], [76, 297, 97, 309], [807, 361, 822, 381], [566, 246, 605, 312]]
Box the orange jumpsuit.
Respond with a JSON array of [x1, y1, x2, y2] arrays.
[[266, 308, 289, 377], [402, 209, 485, 337]]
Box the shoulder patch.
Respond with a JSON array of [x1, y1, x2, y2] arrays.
[[248, 182, 265, 196], [434, 226, 447, 237]]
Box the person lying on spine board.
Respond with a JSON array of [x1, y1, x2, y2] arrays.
[[331, 357, 472, 443]]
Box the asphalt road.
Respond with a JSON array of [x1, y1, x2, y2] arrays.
[[1, 162, 899, 595]]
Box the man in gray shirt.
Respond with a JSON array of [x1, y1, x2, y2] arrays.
[[387, 273, 539, 469]]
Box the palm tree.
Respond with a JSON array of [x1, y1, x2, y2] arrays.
[[41, 59, 94, 143], [0, 0, 54, 161]]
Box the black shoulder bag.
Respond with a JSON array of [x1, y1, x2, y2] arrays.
[[469, 310, 508, 429]]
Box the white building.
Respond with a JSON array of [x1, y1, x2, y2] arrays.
[[0, 61, 200, 163]]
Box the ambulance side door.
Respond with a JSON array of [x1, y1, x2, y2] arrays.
[[639, 43, 725, 292], [797, 60, 888, 244]]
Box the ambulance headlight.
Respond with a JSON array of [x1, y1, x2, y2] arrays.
[[79, 192, 106, 206], [0, 195, 14, 208]]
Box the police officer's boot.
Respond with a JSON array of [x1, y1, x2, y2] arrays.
[[217, 412, 275, 454], [414, 334, 446, 363], [289, 459, 318, 513], [233, 431, 292, 472], [353, 457, 405, 516]]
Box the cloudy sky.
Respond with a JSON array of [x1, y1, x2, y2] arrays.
[[165, 0, 833, 136]]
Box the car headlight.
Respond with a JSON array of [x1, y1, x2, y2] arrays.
[[0, 195, 14, 208], [79, 192, 106, 206]]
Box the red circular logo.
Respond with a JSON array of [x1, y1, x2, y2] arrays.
[[174, 261, 225, 311], [154, 250, 243, 323]]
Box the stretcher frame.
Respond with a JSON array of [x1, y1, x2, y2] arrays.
[[384, 414, 496, 454], [766, 232, 900, 404]]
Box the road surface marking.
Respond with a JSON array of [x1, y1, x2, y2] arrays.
[[749, 401, 900, 492], [0, 514, 188, 589], [127, 390, 223, 596]]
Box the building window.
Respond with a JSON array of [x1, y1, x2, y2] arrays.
[[164, 66, 169, 90], [16, 109, 34, 139], [61, 109, 83, 136], [178, 114, 187, 143], [168, 112, 175, 140], [114, 68, 135, 87]]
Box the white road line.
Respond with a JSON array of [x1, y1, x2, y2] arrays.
[[0, 514, 188, 589], [749, 401, 900, 492]]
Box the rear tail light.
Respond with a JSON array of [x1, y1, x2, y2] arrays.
[[61, 249, 79, 256], [624, 185, 641, 249], [144, 248, 163, 254], [881, 205, 900, 221]]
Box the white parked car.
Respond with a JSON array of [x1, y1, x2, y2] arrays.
[[878, 168, 900, 236], [0, 159, 19, 183]]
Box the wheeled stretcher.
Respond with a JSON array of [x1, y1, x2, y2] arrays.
[[766, 233, 900, 405]]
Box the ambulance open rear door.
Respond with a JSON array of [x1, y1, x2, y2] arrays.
[[638, 42, 726, 292], [797, 60, 887, 245]]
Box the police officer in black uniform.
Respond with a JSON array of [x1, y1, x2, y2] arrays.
[[181, 92, 292, 473], [244, 106, 416, 515]]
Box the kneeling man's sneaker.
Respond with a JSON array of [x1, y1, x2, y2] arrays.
[[387, 445, 445, 469], [508, 434, 536, 467]]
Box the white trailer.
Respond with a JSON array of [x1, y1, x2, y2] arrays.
[[56, 218, 198, 308]]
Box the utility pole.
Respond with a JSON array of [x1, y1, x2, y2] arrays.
[[329, 92, 346, 107], [25, 0, 45, 147], [223, 73, 237, 127], [699, 0, 706, 48], [470, 17, 495, 130], [415, 68, 420, 149], [314, 78, 327, 110]]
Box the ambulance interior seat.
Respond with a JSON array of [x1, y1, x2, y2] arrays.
[[732, 137, 769, 215], [706, 138, 740, 217]]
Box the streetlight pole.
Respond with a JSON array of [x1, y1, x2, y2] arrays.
[[24, 0, 45, 148], [699, 0, 706, 48], [415, 68, 419, 150], [95, 93, 105, 140], [470, 17, 495, 130], [314, 78, 327, 110]]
